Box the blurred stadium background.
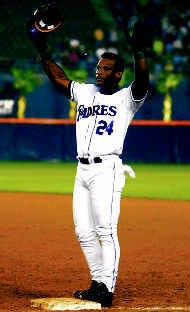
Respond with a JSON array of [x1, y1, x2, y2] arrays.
[[0, 0, 190, 163]]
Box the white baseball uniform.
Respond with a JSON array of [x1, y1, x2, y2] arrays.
[[71, 81, 146, 292]]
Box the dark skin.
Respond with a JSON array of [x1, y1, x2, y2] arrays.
[[95, 58, 122, 94], [41, 54, 149, 99]]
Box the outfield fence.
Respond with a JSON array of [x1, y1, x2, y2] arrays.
[[0, 118, 190, 163]]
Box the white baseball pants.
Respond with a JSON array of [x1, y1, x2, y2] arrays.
[[73, 156, 126, 293]]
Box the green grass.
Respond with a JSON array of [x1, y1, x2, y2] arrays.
[[0, 161, 189, 200], [0, 161, 76, 194], [123, 163, 190, 201]]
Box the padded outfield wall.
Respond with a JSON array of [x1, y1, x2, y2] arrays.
[[0, 119, 189, 163]]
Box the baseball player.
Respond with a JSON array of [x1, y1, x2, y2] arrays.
[[28, 4, 149, 307]]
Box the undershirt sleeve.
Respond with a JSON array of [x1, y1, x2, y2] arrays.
[[128, 81, 148, 113]]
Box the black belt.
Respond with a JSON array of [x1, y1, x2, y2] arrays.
[[79, 157, 102, 164]]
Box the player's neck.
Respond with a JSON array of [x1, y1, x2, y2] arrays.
[[98, 84, 120, 95]]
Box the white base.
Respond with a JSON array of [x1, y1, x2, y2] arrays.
[[30, 297, 101, 310]]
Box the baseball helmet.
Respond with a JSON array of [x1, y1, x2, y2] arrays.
[[33, 2, 62, 33]]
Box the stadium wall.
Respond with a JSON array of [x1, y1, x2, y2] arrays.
[[0, 119, 189, 163]]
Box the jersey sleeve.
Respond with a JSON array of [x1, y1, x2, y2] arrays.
[[70, 81, 83, 103], [128, 81, 148, 113]]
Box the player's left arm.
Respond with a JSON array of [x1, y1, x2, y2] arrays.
[[130, 19, 149, 100], [132, 52, 149, 100]]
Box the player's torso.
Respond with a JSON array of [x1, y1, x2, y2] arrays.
[[75, 85, 134, 157]]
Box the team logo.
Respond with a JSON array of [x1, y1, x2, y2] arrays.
[[77, 104, 117, 121]]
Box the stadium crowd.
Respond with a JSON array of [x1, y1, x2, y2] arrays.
[[0, 0, 190, 120], [50, 0, 190, 83]]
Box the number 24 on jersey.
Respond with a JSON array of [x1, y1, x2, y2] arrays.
[[96, 120, 114, 135]]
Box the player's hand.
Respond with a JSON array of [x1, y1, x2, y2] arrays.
[[27, 2, 62, 59], [27, 16, 44, 42], [32, 2, 62, 33], [28, 1, 62, 34], [128, 16, 146, 53], [27, 17, 47, 41], [27, 17, 49, 58]]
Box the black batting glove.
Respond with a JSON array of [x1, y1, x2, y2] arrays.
[[128, 17, 146, 55]]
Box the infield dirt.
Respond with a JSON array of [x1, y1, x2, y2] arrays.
[[0, 192, 190, 311]]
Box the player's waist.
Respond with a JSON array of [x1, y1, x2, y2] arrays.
[[77, 154, 120, 165]]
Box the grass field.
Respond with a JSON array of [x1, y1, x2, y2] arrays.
[[0, 161, 189, 200]]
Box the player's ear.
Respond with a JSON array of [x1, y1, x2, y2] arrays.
[[115, 71, 123, 81]]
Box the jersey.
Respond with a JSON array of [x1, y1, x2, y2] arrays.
[[70, 81, 146, 158]]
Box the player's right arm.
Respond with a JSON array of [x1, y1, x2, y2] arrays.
[[41, 59, 71, 98], [28, 21, 71, 98]]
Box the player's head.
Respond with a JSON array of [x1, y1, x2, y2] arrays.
[[96, 52, 125, 89]]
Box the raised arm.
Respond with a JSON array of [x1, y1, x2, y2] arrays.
[[129, 19, 149, 100], [132, 52, 149, 100], [27, 11, 71, 97], [41, 59, 71, 97]]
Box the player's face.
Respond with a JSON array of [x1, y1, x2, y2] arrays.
[[96, 58, 119, 87]]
